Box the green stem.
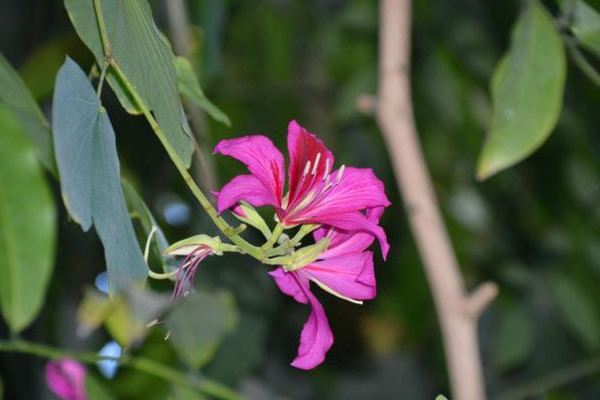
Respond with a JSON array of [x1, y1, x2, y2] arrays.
[[261, 223, 284, 251], [148, 269, 179, 280], [0, 340, 241, 400], [91, 0, 281, 264], [107, 60, 263, 261], [266, 224, 320, 257], [564, 35, 600, 88], [92, 0, 111, 58], [96, 62, 108, 98]]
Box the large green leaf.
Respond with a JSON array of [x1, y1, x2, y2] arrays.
[[175, 57, 231, 127], [166, 290, 238, 370], [0, 52, 56, 173], [550, 275, 600, 350], [566, 0, 600, 56], [476, 0, 565, 179], [52, 57, 147, 294], [0, 107, 56, 333], [64, 0, 194, 167]]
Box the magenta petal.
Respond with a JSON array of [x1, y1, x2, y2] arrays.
[[315, 212, 390, 259], [269, 268, 334, 369], [269, 267, 309, 304], [318, 207, 386, 258], [287, 121, 334, 207], [312, 226, 328, 242], [356, 251, 376, 288], [305, 251, 376, 300], [289, 274, 334, 370], [216, 174, 280, 214], [214, 135, 285, 204], [45, 360, 87, 400], [300, 168, 390, 219]]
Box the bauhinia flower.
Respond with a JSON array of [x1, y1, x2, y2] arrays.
[[269, 206, 384, 369], [165, 121, 390, 369], [45, 359, 87, 400], [211, 121, 390, 369], [213, 120, 391, 258]]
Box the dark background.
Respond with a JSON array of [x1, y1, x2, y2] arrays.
[[3, 0, 600, 399]]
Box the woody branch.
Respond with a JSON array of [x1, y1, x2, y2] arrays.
[[371, 0, 498, 398]]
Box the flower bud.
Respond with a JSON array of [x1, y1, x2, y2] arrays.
[[231, 201, 271, 239]]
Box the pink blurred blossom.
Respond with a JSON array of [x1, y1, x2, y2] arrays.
[[45, 359, 86, 400]]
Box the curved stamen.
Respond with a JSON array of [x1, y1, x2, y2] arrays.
[[172, 245, 210, 300], [302, 160, 311, 177], [322, 158, 330, 180], [336, 165, 346, 184], [285, 165, 348, 220], [311, 153, 321, 176]]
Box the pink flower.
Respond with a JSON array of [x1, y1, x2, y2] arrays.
[[269, 207, 384, 369], [45, 360, 87, 400], [214, 121, 390, 369], [213, 120, 391, 258]]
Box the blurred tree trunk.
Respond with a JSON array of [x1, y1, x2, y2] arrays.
[[374, 0, 498, 398]]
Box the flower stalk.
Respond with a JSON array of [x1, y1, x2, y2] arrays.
[[0, 340, 240, 400]]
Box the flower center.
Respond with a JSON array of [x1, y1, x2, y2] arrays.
[[283, 152, 345, 223]]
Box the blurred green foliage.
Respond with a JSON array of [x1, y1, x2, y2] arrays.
[[3, 0, 600, 399], [0, 107, 55, 333]]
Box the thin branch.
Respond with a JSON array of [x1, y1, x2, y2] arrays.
[[90, 3, 266, 261], [0, 340, 241, 400], [92, 0, 111, 58], [96, 61, 108, 99], [564, 35, 600, 88], [373, 0, 496, 399], [493, 357, 600, 400], [465, 282, 499, 317], [109, 59, 263, 260]]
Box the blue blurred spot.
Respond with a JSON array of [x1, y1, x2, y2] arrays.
[[94, 272, 109, 294], [164, 201, 190, 227], [97, 341, 122, 379]]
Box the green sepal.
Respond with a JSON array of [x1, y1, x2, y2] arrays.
[[164, 234, 240, 256], [282, 237, 330, 272], [231, 201, 271, 239]]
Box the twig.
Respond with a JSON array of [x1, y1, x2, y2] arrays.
[[493, 357, 600, 400], [563, 35, 600, 89], [90, 3, 266, 261], [96, 61, 108, 98], [0, 339, 241, 400], [373, 0, 497, 399]]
